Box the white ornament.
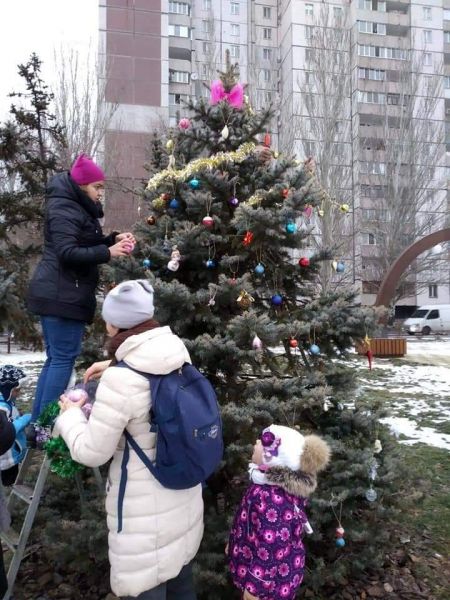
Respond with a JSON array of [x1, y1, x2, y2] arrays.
[[374, 439, 382, 454], [323, 399, 329, 412], [221, 124, 229, 140], [252, 334, 263, 351], [365, 488, 377, 502]]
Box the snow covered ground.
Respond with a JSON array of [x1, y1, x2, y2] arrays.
[[355, 338, 450, 451], [1, 338, 449, 450]]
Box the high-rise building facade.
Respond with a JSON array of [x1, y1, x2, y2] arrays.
[[100, 0, 449, 309]]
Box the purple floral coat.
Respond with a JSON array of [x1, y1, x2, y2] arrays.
[[228, 483, 308, 600]]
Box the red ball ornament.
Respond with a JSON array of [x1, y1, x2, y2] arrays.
[[202, 215, 214, 229], [162, 193, 170, 201], [336, 527, 345, 537], [298, 257, 310, 267], [264, 133, 271, 147], [289, 338, 298, 348], [282, 188, 290, 198]]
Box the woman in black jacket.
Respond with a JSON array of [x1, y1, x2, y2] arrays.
[[27, 154, 135, 427], [0, 410, 15, 596]]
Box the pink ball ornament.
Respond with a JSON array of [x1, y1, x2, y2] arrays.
[[178, 117, 191, 130], [66, 388, 88, 404], [202, 215, 214, 229]]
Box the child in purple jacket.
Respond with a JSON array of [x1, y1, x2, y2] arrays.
[[228, 424, 331, 600]]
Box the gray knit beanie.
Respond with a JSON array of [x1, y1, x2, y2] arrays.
[[102, 280, 155, 329]]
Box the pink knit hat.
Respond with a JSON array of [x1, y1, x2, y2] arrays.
[[70, 154, 105, 185]]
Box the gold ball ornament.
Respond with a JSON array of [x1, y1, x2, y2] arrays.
[[236, 290, 255, 309], [152, 196, 166, 210], [166, 139, 174, 152], [318, 209, 325, 217], [340, 203, 350, 213]]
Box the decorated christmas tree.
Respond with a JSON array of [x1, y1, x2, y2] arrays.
[[103, 63, 397, 598]]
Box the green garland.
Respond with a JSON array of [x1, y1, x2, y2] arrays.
[[37, 402, 85, 479]]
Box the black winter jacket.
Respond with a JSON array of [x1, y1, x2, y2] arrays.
[[27, 172, 117, 323]]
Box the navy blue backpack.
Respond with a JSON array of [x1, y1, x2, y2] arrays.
[[116, 362, 223, 532]]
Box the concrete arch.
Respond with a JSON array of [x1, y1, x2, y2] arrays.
[[375, 228, 450, 307]]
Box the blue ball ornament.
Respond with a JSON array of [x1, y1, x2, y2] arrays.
[[285, 221, 297, 234], [336, 261, 345, 273], [255, 263, 265, 275], [169, 198, 180, 209], [206, 259, 216, 269], [271, 294, 283, 306], [309, 344, 320, 355], [189, 178, 200, 189], [142, 258, 151, 268], [335, 538, 346, 548]]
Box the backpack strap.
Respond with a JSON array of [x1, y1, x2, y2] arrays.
[[114, 361, 163, 533]]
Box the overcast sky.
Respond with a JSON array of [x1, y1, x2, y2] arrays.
[[0, 0, 98, 118]]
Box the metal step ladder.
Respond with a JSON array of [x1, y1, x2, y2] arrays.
[[1, 449, 104, 600]]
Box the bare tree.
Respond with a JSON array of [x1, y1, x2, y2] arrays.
[[51, 45, 119, 171], [280, 5, 353, 292], [358, 48, 447, 303]]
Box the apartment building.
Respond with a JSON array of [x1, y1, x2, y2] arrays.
[[100, 0, 449, 309]]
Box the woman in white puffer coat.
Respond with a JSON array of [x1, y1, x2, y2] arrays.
[[55, 280, 204, 599]]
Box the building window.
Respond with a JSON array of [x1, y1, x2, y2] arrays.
[[358, 67, 385, 81], [203, 0, 211, 9], [358, 21, 386, 35], [423, 7, 431, 21], [202, 20, 210, 33], [305, 3, 313, 17], [202, 41, 210, 53], [444, 9, 450, 20], [360, 161, 386, 175], [263, 6, 271, 19], [424, 53, 432, 66], [445, 32, 450, 44], [230, 2, 239, 15], [305, 71, 312, 84], [169, 70, 190, 84], [231, 23, 240, 36], [305, 48, 312, 61], [264, 91, 273, 103], [358, 45, 407, 60], [428, 284, 438, 299], [169, 93, 190, 105], [423, 30, 432, 44], [263, 47, 272, 60], [230, 44, 240, 58], [305, 26, 314, 40], [168, 1, 190, 15], [263, 69, 271, 82], [358, 91, 386, 104], [445, 76, 450, 89], [168, 24, 190, 38], [358, 0, 386, 10], [263, 28, 272, 40], [333, 6, 343, 19], [304, 141, 315, 156]]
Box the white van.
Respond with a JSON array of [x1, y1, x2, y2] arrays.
[[403, 304, 450, 335]]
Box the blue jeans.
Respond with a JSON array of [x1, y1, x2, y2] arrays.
[[121, 563, 197, 600], [31, 316, 85, 421]]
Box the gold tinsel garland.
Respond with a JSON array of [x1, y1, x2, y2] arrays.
[[146, 142, 256, 191]]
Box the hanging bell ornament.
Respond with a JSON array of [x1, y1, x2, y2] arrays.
[[202, 215, 214, 229], [252, 334, 263, 351], [221, 124, 229, 140], [374, 439, 382, 454], [303, 205, 313, 219], [365, 488, 377, 502]]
